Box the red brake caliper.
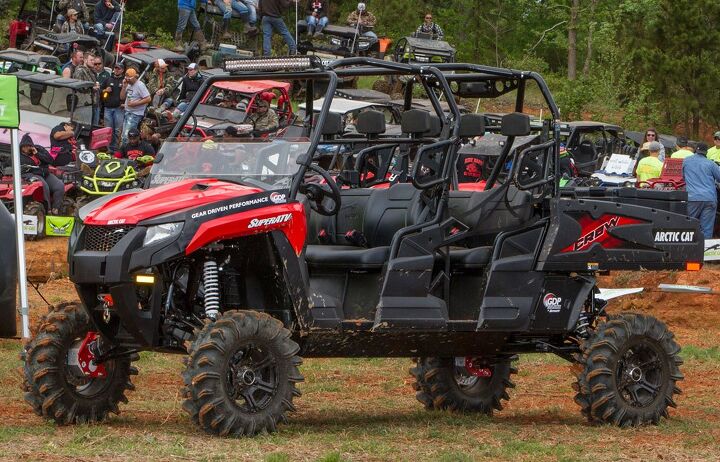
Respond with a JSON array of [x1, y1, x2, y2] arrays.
[[76, 332, 107, 378], [465, 357, 492, 377]]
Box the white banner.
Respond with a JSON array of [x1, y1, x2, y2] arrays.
[[704, 239, 720, 261]]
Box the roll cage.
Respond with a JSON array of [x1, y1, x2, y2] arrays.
[[166, 57, 561, 202]]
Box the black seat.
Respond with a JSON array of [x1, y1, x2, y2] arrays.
[[305, 245, 390, 269], [448, 186, 533, 234], [356, 110, 386, 139], [401, 109, 431, 138], [305, 184, 421, 270], [448, 247, 492, 269], [426, 115, 442, 138], [315, 112, 343, 140]]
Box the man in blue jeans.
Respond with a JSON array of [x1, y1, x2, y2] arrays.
[[175, 0, 208, 52], [683, 143, 720, 239], [260, 0, 299, 56], [211, 0, 257, 37], [100, 62, 126, 153], [119, 68, 151, 146], [94, 0, 122, 50]]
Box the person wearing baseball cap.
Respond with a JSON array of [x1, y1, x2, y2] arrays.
[[55, 0, 90, 31], [120, 67, 151, 145], [707, 131, 720, 162], [147, 58, 178, 113], [636, 141, 664, 183], [671, 136, 694, 159], [177, 62, 205, 107], [60, 8, 85, 34], [118, 127, 155, 160], [100, 61, 127, 152], [683, 142, 720, 238], [247, 96, 279, 133]]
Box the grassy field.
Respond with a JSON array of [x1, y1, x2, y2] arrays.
[[4, 241, 720, 461], [1, 336, 719, 461]]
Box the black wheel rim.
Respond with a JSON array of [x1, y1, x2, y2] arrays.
[[616, 338, 667, 408], [227, 343, 278, 413]]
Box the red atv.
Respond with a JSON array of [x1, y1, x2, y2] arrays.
[[0, 161, 75, 240], [22, 58, 703, 438], [116, 32, 157, 57], [0, 165, 47, 240]]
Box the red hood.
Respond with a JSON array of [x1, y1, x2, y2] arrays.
[[84, 178, 262, 225]]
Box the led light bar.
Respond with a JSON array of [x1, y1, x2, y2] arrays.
[[223, 56, 320, 73]]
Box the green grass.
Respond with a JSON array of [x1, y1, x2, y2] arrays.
[[681, 345, 720, 362], [1, 339, 719, 461]]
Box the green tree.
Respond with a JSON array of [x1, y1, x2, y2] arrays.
[[620, 0, 720, 137]]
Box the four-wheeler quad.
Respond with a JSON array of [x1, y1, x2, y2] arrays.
[[28, 32, 112, 67], [119, 48, 190, 83], [297, 22, 388, 88], [297, 23, 384, 60], [0, 48, 61, 74], [23, 56, 704, 438], [391, 32, 456, 65], [0, 162, 47, 240], [10, 0, 56, 49], [372, 31, 456, 96], [78, 154, 154, 201]]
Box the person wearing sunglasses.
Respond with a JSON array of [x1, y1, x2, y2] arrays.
[[638, 128, 666, 161], [416, 12, 444, 40], [707, 131, 720, 162]]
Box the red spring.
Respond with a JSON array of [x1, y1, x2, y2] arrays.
[[465, 357, 492, 377], [77, 332, 107, 378]]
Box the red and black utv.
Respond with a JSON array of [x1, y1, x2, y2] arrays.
[[23, 57, 703, 437]]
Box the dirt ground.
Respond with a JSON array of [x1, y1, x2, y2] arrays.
[[0, 237, 719, 460]]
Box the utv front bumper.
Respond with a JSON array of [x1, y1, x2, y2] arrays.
[[69, 222, 184, 347]]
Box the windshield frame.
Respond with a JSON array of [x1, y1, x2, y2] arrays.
[[167, 69, 340, 201]]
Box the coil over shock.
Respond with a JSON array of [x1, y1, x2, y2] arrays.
[[202, 259, 220, 320], [574, 312, 590, 338]]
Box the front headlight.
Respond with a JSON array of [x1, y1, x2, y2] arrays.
[[358, 41, 371, 50], [143, 222, 183, 246], [414, 55, 430, 62], [330, 38, 342, 46]]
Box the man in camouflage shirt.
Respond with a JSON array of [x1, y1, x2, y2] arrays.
[[72, 54, 101, 125], [146, 59, 179, 109], [346, 2, 377, 39], [57, 0, 91, 30], [247, 98, 278, 133]]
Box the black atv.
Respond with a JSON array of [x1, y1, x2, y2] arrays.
[[22, 57, 703, 437]]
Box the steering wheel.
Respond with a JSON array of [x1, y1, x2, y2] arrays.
[[299, 163, 341, 216]]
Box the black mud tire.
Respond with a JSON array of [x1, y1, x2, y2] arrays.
[[574, 313, 683, 427], [410, 356, 517, 414], [181, 310, 303, 437], [22, 302, 138, 424], [23, 201, 45, 241]]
